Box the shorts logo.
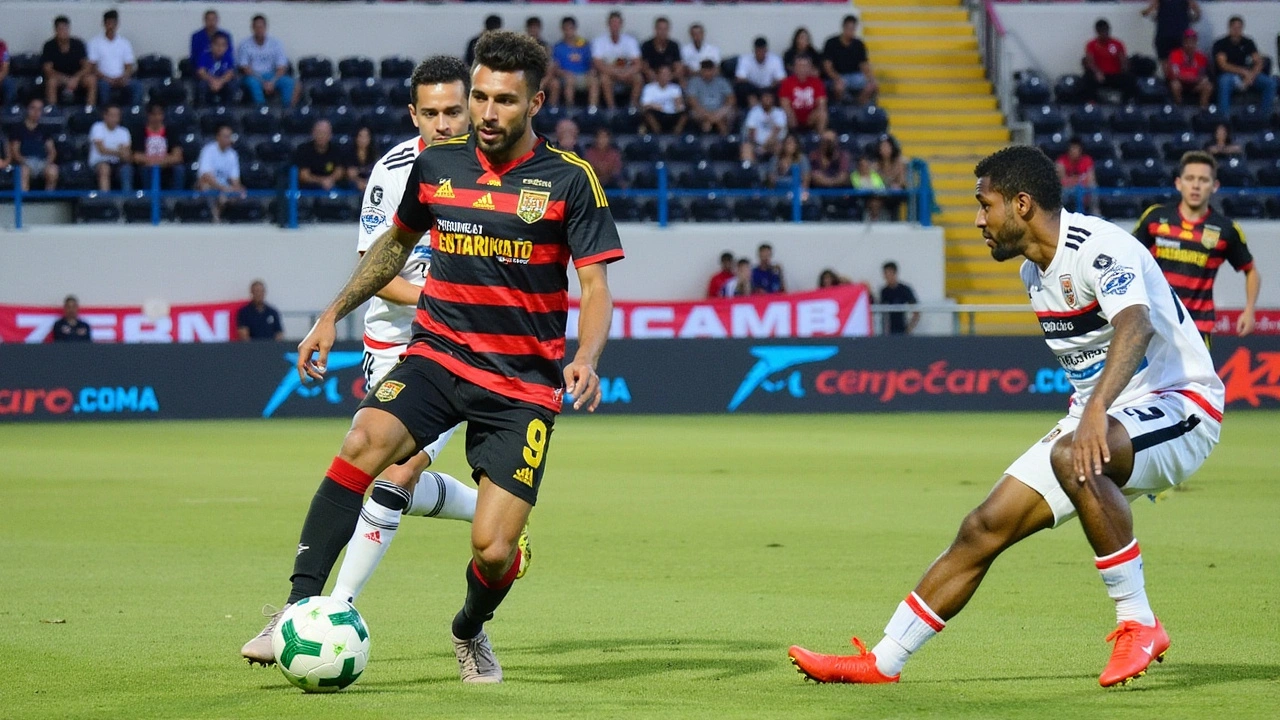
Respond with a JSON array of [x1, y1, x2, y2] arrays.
[[374, 380, 405, 402], [370, 186, 384, 205], [1040, 427, 1063, 444], [513, 467, 535, 487], [360, 206, 386, 234], [1059, 274, 1077, 308], [516, 189, 551, 224], [1201, 225, 1221, 249], [433, 179, 454, 199]]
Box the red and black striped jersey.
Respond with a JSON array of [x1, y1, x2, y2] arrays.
[[1132, 203, 1253, 333], [391, 133, 624, 412]]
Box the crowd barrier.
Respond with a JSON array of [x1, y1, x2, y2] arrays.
[[2, 336, 1276, 422]]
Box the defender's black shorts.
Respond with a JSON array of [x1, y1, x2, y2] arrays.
[[360, 354, 556, 506]]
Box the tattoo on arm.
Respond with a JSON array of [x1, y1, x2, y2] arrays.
[[326, 228, 416, 321], [1089, 305, 1155, 411]]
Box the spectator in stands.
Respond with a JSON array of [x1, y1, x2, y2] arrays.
[[1205, 122, 1243, 159], [197, 33, 237, 107], [809, 129, 850, 189], [349, 127, 377, 193], [1056, 137, 1096, 211], [88, 104, 133, 193], [51, 295, 92, 343], [466, 15, 503, 68], [0, 38, 14, 108], [784, 28, 823, 77], [823, 15, 878, 105], [89, 9, 143, 107], [734, 37, 786, 108], [640, 65, 686, 134], [236, 280, 283, 342], [238, 14, 298, 110], [552, 16, 599, 108], [295, 119, 347, 191], [707, 251, 736, 299], [681, 23, 720, 82], [525, 16, 549, 54], [42, 16, 94, 107], [1167, 29, 1213, 108], [779, 56, 828, 134], [852, 155, 887, 220], [554, 118, 579, 151], [740, 89, 788, 162], [1142, 0, 1201, 63], [819, 269, 850, 288], [525, 16, 555, 98], [1213, 16, 1276, 116], [592, 11, 644, 110], [726, 258, 752, 297], [132, 102, 186, 191], [752, 243, 785, 295], [879, 261, 919, 335], [583, 127, 624, 189], [770, 134, 811, 196], [686, 59, 736, 136], [876, 134, 907, 219], [196, 123, 244, 222], [191, 8, 231, 70], [1082, 19, 1136, 103], [8, 98, 58, 191], [641, 16, 683, 84]]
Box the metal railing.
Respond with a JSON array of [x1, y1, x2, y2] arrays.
[[1063, 184, 1280, 213], [969, 0, 1034, 145]]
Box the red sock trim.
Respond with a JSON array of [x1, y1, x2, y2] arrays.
[[470, 558, 521, 590], [326, 457, 374, 494], [905, 592, 946, 632], [1095, 539, 1141, 570]]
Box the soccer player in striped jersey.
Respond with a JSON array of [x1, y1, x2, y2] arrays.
[[789, 146, 1222, 688], [1132, 151, 1261, 346]]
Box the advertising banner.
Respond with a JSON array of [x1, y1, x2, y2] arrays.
[[0, 301, 243, 344], [1212, 309, 1280, 336]]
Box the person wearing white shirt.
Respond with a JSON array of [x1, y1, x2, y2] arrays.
[[196, 123, 245, 222], [680, 23, 721, 82], [88, 9, 143, 107], [740, 90, 788, 162], [236, 14, 298, 109], [640, 66, 686, 134], [591, 10, 643, 109], [88, 104, 133, 192], [734, 36, 787, 108]]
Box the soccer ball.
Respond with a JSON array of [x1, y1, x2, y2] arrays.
[[270, 596, 371, 692]]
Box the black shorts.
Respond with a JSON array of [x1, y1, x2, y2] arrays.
[[360, 354, 556, 506]]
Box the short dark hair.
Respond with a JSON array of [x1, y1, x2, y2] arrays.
[[1095, 18, 1110, 33], [1228, 15, 1244, 25], [608, 10, 623, 22], [562, 16, 577, 28], [103, 103, 121, 114], [205, 9, 218, 19], [485, 14, 503, 31], [844, 14, 859, 26], [473, 30, 549, 98], [252, 14, 266, 25], [1179, 150, 1217, 177], [690, 22, 704, 32], [974, 145, 1063, 213], [759, 242, 773, 251], [1068, 136, 1083, 147], [147, 101, 165, 114], [410, 55, 470, 104], [753, 36, 768, 49], [214, 122, 233, 135], [64, 294, 78, 305], [104, 9, 119, 22], [737, 258, 751, 266], [526, 16, 542, 28], [720, 251, 734, 262], [883, 261, 899, 272], [655, 16, 670, 27], [700, 59, 716, 70], [54, 15, 70, 27]]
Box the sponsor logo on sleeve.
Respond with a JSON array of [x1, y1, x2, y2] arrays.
[[1099, 266, 1136, 296], [1092, 254, 1114, 270], [370, 186, 384, 205], [360, 207, 387, 234]]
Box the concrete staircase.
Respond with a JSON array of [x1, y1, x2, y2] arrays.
[[859, 0, 1037, 334]]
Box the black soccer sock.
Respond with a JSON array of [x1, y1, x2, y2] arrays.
[[451, 559, 520, 640], [286, 459, 373, 604]]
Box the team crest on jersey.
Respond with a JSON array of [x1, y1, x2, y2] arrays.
[[370, 186, 384, 205], [1059, 274, 1077, 308], [516, 189, 551, 224], [374, 380, 405, 402], [1201, 225, 1221, 249], [433, 179, 454, 199]]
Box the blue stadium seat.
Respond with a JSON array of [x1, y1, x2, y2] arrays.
[[306, 78, 347, 107], [348, 78, 386, 108], [820, 195, 863, 221], [691, 195, 734, 222], [1246, 131, 1280, 160], [1256, 159, 1280, 186], [734, 195, 776, 222], [1129, 54, 1159, 78], [1119, 133, 1160, 161], [284, 106, 320, 135], [167, 104, 195, 134], [179, 132, 203, 163], [384, 78, 411, 106], [1025, 105, 1065, 135], [255, 134, 294, 165], [1266, 197, 1280, 218], [627, 161, 658, 189], [575, 106, 606, 136], [0, 166, 14, 191], [223, 197, 268, 223], [75, 197, 121, 223], [1081, 131, 1116, 160], [8, 53, 41, 78], [240, 162, 277, 190], [665, 198, 690, 222], [136, 54, 174, 80], [380, 57, 415, 81], [242, 106, 281, 135], [1129, 158, 1170, 188], [663, 134, 702, 162], [1190, 106, 1226, 133], [854, 105, 889, 134], [1037, 131, 1070, 160], [52, 133, 82, 165], [707, 134, 741, 162], [1222, 193, 1266, 218], [609, 107, 642, 135], [361, 105, 399, 135], [1110, 105, 1148, 133], [1216, 157, 1254, 187], [60, 162, 96, 190], [328, 105, 359, 136], [199, 106, 239, 134], [1231, 104, 1271, 133], [722, 161, 764, 189], [297, 56, 334, 81], [66, 106, 100, 135], [678, 160, 719, 189], [1134, 77, 1169, 105], [148, 78, 188, 106], [1069, 104, 1107, 134], [829, 105, 859, 134], [1015, 75, 1052, 105], [533, 104, 562, 135], [174, 196, 213, 223], [338, 57, 376, 81], [1094, 158, 1129, 188], [1054, 74, 1086, 105], [624, 135, 661, 162], [1162, 131, 1202, 161]]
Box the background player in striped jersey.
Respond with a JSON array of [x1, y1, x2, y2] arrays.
[[790, 146, 1221, 688], [1132, 151, 1261, 346]]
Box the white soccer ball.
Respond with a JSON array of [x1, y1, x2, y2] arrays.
[[270, 596, 371, 692]]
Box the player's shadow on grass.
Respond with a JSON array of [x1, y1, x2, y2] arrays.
[[506, 637, 776, 684], [1147, 661, 1280, 689]]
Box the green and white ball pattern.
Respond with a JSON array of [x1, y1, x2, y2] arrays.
[[270, 596, 370, 692]]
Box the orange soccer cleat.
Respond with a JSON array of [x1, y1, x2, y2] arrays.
[[1099, 618, 1170, 687], [788, 637, 900, 684]]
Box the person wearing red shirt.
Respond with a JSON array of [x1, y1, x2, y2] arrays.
[[1056, 137, 1097, 212], [778, 56, 828, 133], [1082, 19, 1135, 102], [1167, 29, 1212, 107], [706, 251, 735, 298]]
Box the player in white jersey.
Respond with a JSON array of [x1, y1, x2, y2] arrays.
[[789, 146, 1222, 689]]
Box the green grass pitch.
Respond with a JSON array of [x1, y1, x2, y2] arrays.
[[3, 413, 1278, 719]]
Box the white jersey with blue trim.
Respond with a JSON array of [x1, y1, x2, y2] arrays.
[[1019, 211, 1223, 416], [357, 135, 431, 346]]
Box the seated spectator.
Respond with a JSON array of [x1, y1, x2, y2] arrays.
[[875, 133, 907, 219], [707, 251, 736, 298], [1213, 16, 1276, 116], [770, 135, 811, 196], [0, 38, 13, 108], [783, 28, 823, 76], [1056, 137, 1096, 210], [132, 102, 186, 190], [740, 90, 788, 162], [237, 14, 297, 109], [1082, 19, 1136, 103], [295, 119, 347, 191], [191, 8, 231, 70], [237, 280, 283, 341], [1205, 122, 1243, 159], [466, 15, 502, 68], [88, 9, 143, 107], [525, 16, 550, 55], [879, 261, 919, 335], [640, 66, 686, 134], [525, 15, 554, 98], [42, 16, 94, 106], [641, 16, 683, 84], [680, 23, 720, 82], [734, 37, 786, 108], [552, 16, 599, 108], [348, 127, 377, 193], [752, 243, 785, 295], [554, 118, 579, 152], [809, 130, 850, 188], [7, 99, 59, 191], [196, 124, 244, 221], [592, 11, 644, 110], [779, 56, 828, 134], [88, 104, 133, 193], [583, 127, 624, 189], [197, 33, 237, 107], [823, 15, 878, 105], [1167, 29, 1212, 108], [727, 258, 753, 298], [687, 59, 736, 136], [819, 269, 851, 288], [51, 295, 92, 343], [851, 155, 886, 220]]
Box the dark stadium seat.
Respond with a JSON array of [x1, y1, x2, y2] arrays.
[[608, 107, 641, 135], [9, 53, 42, 78], [734, 195, 776, 222], [1222, 193, 1266, 218], [722, 161, 764, 190], [678, 160, 719, 190], [255, 134, 294, 165], [1098, 196, 1141, 220], [222, 197, 268, 223], [1053, 74, 1086, 105], [327, 105, 359, 136], [1134, 77, 1169, 105], [1265, 197, 1280, 218], [820, 195, 864, 221], [52, 133, 81, 165], [348, 78, 386, 108], [1081, 131, 1116, 160], [380, 56, 415, 81], [1256, 159, 1280, 186], [533, 104, 562, 135], [269, 197, 316, 225], [0, 166, 14, 191], [1129, 158, 1170, 188], [1120, 133, 1160, 161], [1162, 131, 1202, 161], [313, 195, 357, 223], [1230, 104, 1271, 133], [664, 134, 702, 162], [625, 161, 657, 189], [178, 132, 202, 163], [1015, 75, 1051, 105], [829, 105, 859, 134], [854, 105, 889, 134], [624, 135, 661, 162], [575, 106, 605, 136], [691, 195, 734, 222], [1037, 132, 1070, 160], [124, 197, 171, 223], [177, 58, 195, 81], [360, 105, 399, 135], [148, 78, 188, 107], [166, 104, 195, 134], [1094, 158, 1129, 188], [1216, 157, 1254, 187], [1129, 54, 1159, 79], [664, 198, 690, 222], [306, 78, 347, 107], [384, 78, 411, 106], [1109, 105, 1148, 133], [136, 54, 174, 80], [338, 56, 376, 81], [1025, 105, 1065, 135], [242, 106, 281, 135], [707, 134, 741, 162], [297, 56, 334, 81], [605, 195, 640, 222], [66, 106, 100, 135], [60, 162, 96, 191], [76, 197, 121, 223], [284, 106, 320, 135], [199, 106, 240, 135], [240, 162, 278, 191], [1190, 107, 1226, 133], [1069, 104, 1106, 134], [174, 196, 213, 223], [1246, 131, 1280, 160]]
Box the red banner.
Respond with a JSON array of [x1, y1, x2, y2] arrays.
[[0, 301, 243, 343], [568, 284, 872, 339], [1212, 309, 1280, 336]]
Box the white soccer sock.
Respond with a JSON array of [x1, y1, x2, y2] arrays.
[[405, 471, 476, 522], [873, 592, 945, 677], [1095, 539, 1155, 626], [330, 488, 407, 604]]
